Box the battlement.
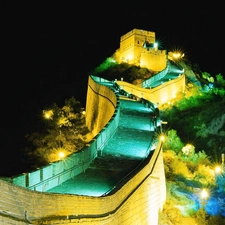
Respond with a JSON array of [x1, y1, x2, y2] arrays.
[[120, 28, 155, 43], [0, 76, 167, 225], [114, 28, 167, 72]]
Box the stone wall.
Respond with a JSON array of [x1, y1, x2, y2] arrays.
[[10, 76, 121, 193], [0, 139, 165, 225], [113, 28, 167, 72], [11, 145, 95, 191], [85, 75, 118, 137], [117, 73, 185, 106], [140, 49, 167, 72], [0, 75, 166, 225]]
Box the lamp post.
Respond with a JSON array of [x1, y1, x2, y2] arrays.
[[215, 165, 222, 174], [215, 156, 225, 193], [222, 153, 224, 172], [198, 188, 209, 224], [200, 189, 208, 210], [43, 109, 54, 120], [59, 151, 65, 160], [198, 188, 209, 223]]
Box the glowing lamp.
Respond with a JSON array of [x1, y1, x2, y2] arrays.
[[215, 165, 222, 174], [59, 151, 65, 160], [201, 189, 208, 200], [160, 135, 165, 142], [43, 110, 54, 120]]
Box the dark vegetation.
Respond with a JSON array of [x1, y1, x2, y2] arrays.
[[91, 58, 156, 84], [23, 97, 90, 171], [1, 97, 91, 177], [160, 72, 225, 162]]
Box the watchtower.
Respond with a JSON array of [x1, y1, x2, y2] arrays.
[[115, 28, 166, 72]]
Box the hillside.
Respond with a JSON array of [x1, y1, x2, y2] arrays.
[[93, 58, 225, 224], [160, 60, 225, 161], [93, 57, 225, 161]]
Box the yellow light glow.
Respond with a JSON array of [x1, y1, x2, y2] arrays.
[[161, 95, 168, 104], [59, 151, 65, 159], [43, 110, 54, 120], [173, 52, 182, 58], [124, 53, 134, 63], [160, 135, 165, 142], [172, 93, 176, 98], [215, 165, 222, 174], [168, 49, 185, 61], [201, 189, 209, 199]]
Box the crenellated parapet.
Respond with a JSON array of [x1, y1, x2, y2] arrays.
[[0, 28, 187, 224], [0, 137, 165, 225], [113, 28, 167, 72], [0, 74, 167, 225], [85, 75, 119, 137]]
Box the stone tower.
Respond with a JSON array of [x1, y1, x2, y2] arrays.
[[114, 28, 167, 72]]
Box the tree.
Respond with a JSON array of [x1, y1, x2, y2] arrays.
[[26, 97, 90, 164], [92, 57, 117, 74], [202, 71, 214, 83], [163, 129, 184, 154], [215, 73, 225, 87]]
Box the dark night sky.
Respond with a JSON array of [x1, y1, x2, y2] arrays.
[[1, 3, 224, 174]]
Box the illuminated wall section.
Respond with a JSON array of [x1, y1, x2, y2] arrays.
[[85, 76, 117, 137], [140, 49, 167, 72], [114, 28, 168, 73], [0, 74, 167, 225], [120, 46, 136, 64], [117, 74, 185, 106], [119, 29, 155, 65], [0, 140, 166, 225]]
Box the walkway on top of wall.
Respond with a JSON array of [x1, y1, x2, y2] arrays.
[[145, 60, 184, 89], [47, 96, 156, 197]]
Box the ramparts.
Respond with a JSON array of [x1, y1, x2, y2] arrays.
[[117, 65, 185, 105], [0, 75, 167, 225], [6, 76, 120, 193]]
